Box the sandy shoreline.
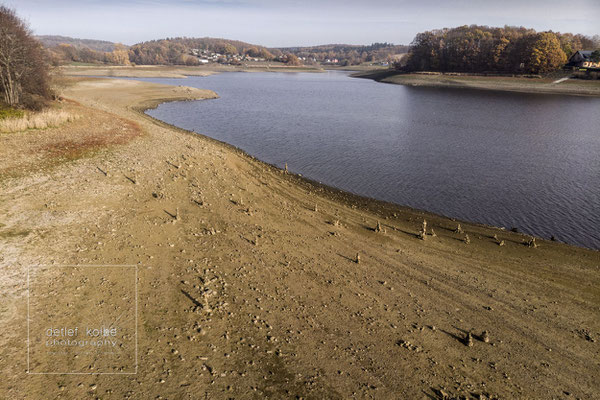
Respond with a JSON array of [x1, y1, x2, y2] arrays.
[[354, 70, 600, 97], [1, 77, 599, 399], [60, 64, 600, 98], [60, 64, 325, 79]]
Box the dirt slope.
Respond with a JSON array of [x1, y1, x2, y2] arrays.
[[0, 77, 598, 400]]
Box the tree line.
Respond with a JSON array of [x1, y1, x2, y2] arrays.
[[37, 35, 117, 52], [6, 2, 600, 111], [46, 38, 408, 67], [128, 37, 276, 65], [277, 43, 409, 66], [403, 25, 600, 74], [46, 37, 277, 66], [48, 42, 130, 66], [0, 6, 51, 109]]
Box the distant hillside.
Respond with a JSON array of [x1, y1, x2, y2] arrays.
[[38, 35, 129, 66], [36, 35, 121, 52], [275, 43, 408, 53], [37, 34, 409, 67], [127, 37, 408, 67], [129, 37, 274, 65], [274, 43, 409, 65], [158, 37, 271, 54]]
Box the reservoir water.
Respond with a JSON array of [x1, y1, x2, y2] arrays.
[[136, 71, 600, 249]]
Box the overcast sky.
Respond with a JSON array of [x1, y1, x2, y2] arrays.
[[5, 0, 600, 47]]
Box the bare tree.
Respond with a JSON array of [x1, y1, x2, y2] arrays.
[[0, 6, 51, 108]]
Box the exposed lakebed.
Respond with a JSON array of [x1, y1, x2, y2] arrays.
[[134, 71, 599, 249]]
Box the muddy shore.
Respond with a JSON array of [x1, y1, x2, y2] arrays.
[[0, 76, 598, 399], [354, 69, 600, 96], [60, 64, 324, 79]]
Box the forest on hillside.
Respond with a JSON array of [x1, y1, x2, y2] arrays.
[[276, 43, 409, 65], [128, 37, 275, 65], [45, 37, 275, 66], [41, 26, 600, 71], [44, 37, 406, 66], [36, 35, 117, 52], [403, 25, 600, 74]]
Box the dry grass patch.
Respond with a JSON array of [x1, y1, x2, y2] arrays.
[[0, 101, 143, 181], [0, 109, 78, 133]]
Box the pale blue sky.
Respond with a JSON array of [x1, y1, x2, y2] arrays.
[[5, 0, 599, 47]]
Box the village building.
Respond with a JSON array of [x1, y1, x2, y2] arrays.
[[566, 50, 600, 70]]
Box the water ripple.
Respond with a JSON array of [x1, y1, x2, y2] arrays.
[[139, 72, 600, 250]]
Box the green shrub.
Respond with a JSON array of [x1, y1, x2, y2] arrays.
[[0, 107, 24, 120]]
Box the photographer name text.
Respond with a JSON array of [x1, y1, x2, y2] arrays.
[[44, 326, 119, 347]]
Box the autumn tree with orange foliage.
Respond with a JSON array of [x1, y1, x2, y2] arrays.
[[526, 32, 567, 73], [105, 44, 131, 65], [284, 53, 301, 66], [405, 25, 595, 74]]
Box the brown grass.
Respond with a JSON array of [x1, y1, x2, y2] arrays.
[[0, 99, 143, 182], [0, 110, 78, 133]]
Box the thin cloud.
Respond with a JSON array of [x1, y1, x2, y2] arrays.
[[6, 0, 599, 47]]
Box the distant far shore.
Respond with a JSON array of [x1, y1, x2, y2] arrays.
[[59, 63, 326, 78], [59, 65, 600, 96], [352, 69, 600, 97]]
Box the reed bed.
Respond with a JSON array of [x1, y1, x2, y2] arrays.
[[0, 110, 78, 133]]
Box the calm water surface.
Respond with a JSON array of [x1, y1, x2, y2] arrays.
[[138, 72, 600, 249]]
